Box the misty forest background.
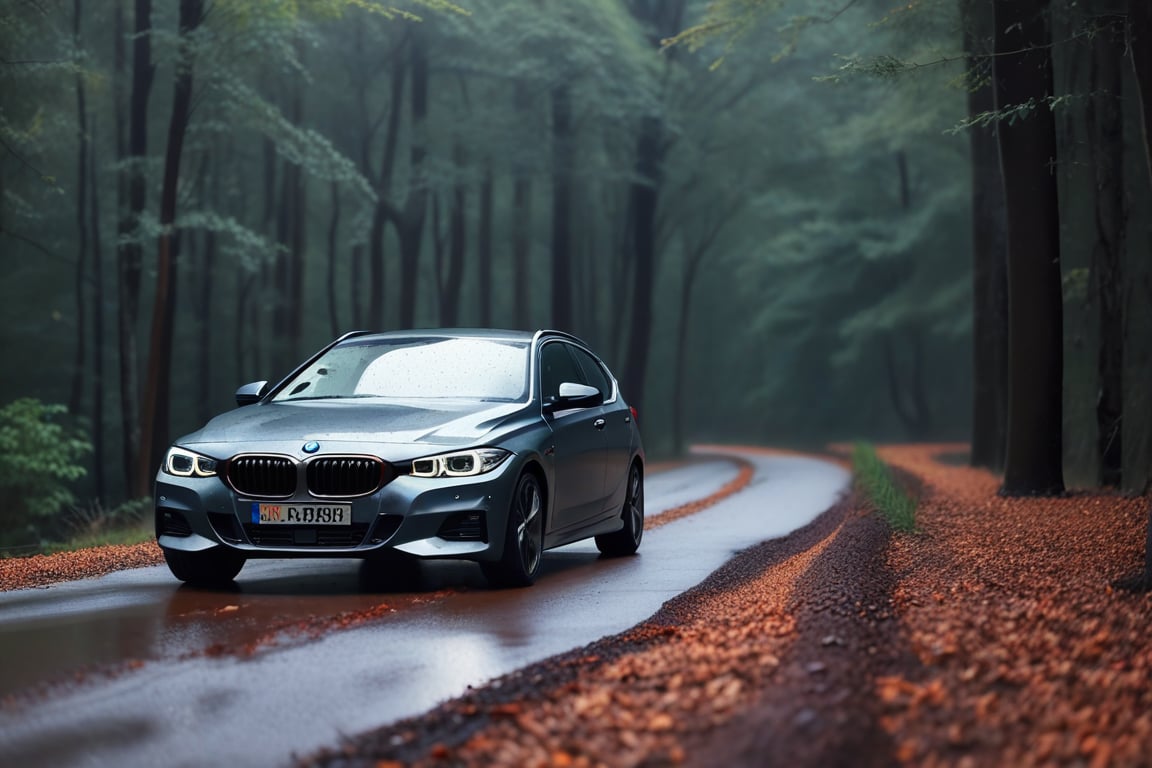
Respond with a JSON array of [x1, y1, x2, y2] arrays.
[[1, 0, 1151, 548]]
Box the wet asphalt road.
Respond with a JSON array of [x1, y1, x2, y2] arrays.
[[0, 449, 849, 767]]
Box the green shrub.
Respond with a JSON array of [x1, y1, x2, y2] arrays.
[[852, 442, 917, 533], [0, 398, 92, 546]]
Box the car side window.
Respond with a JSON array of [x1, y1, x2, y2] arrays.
[[540, 342, 584, 402], [570, 347, 613, 401]]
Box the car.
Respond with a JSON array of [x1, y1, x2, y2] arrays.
[[154, 328, 645, 588]]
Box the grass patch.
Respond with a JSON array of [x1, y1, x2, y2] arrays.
[[42, 521, 154, 554], [852, 442, 917, 533]]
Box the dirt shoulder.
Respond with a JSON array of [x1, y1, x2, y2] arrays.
[[305, 445, 1152, 768], [0, 541, 163, 592]]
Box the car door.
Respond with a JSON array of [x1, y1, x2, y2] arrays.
[[540, 341, 609, 533], [568, 346, 631, 516]]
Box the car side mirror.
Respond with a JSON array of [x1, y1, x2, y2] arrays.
[[235, 380, 269, 407], [543, 382, 603, 413]]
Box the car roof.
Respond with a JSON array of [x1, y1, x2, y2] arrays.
[[340, 328, 591, 347]]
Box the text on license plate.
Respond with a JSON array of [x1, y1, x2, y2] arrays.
[[251, 502, 351, 526]]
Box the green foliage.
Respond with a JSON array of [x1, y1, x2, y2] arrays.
[[851, 442, 917, 532], [949, 92, 1083, 133], [0, 399, 91, 545]]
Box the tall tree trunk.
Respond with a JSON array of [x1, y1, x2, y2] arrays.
[[1088, 14, 1126, 487], [440, 142, 467, 326], [512, 82, 532, 329], [621, 0, 685, 415], [397, 33, 430, 329], [883, 331, 933, 438], [550, 84, 574, 331], [963, 0, 1010, 472], [274, 155, 294, 369], [89, 116, 106, 503], [1129, 0, 1152, 189], [196, 152, 219, 426], [351, 244, 365, 328], [137, 0, 202, 497], [993, 0, 1065, 496], [286, 49, 306, 361], [116, 0, 154, 497], [672, 248, 704, 453], [253, 135, 278, 378], [368, 57, 406, 331], [477, 159, 493, 327], [69, 0, 89, 418], [1127, 0, 1152, 593], [327, 180, 341, 337], [621, 115, 661, 415], [432, 193, 446, 318]]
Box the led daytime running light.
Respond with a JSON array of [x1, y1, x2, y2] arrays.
[[164, 447, 219, 478], [411, 448, 510, 478]]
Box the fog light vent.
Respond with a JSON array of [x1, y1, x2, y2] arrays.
[[437, 512, 486, 542], [158, 509, 193, 537]]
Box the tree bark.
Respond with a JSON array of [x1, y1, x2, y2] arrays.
[[137, 0, 203, 497], [327, 180, 341, 337], [286, 56, 306, 364], [351, 244, 365, 328], [196, 152, 219, 426], [672, 246, 705, 453], [621, 0, 685, 415], [89, 115, 106, 503], [512, 82, 532, 329], [397, 32, 429, 329], [620, 115, 661, 416], [368, 52, 405, 331], [1128, 0, 1152, 189], [883, 331, 933, 438], [478, 159, 493, 327], [440, 142, 467, 326], [116, 0, 154, 497], [1127, 0, 1152, 589], [69, 0, 89, 419], [963, 0, 1010, 472], [1088, 14, 1126, 487], [993, 0, 1065, 495], [550, 84, 574, 331]]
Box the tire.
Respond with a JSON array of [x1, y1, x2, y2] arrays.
[[162, 547, 245, 586], [482, 472, 545, 588], [596, 462, 643, 557]]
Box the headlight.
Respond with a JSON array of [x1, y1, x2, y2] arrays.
[[410, 448, 511, 478], [163, 447, 219, 478]]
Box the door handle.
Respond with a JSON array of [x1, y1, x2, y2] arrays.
[[593, 418, 606, 430]]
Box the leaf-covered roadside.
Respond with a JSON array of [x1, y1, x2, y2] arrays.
[[0, 541, 162, 592], [875, 444, 1151, 766], [305, 445, 1151, 767]]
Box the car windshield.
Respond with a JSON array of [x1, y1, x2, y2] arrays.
[[271, 337, 531, 403]]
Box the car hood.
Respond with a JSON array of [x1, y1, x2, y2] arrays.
[[176, 399, 531, 461]]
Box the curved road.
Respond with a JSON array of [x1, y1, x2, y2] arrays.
[[0, 449, 848, 767]]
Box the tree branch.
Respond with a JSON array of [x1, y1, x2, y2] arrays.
[[0, 134, 53, 181]]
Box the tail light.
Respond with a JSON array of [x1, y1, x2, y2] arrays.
[[630, 406, 639, 424]]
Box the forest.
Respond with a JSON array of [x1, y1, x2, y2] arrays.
[[0, 0, 1149, 548]]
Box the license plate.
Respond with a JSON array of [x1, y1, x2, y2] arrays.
[[251, 502, 352, 526]]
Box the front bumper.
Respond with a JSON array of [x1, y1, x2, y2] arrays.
[[155, 456, 521, 561]]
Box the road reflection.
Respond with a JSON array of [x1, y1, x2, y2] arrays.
[[0, 551, 611, 701]]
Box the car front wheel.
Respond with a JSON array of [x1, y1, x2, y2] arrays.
[[596, 462, 643, 557], [482, 472, 544, 588], [162, 547, 245, 586]]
